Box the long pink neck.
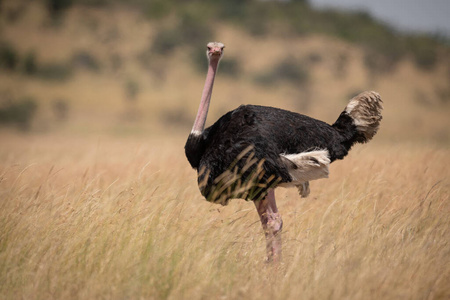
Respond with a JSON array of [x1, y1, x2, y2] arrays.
[[191, 56, 220, 135]]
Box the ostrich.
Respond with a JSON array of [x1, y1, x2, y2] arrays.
[[185, 42, 383, 261]]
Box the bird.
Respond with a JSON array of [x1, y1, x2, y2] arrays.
[[185, 42, 383, 262]]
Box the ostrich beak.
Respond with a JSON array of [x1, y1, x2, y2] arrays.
[[209, 48, 222, 56]]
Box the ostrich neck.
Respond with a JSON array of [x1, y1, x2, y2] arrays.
[[191, 57, 220, 135]]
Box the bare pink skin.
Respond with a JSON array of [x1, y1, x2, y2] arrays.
[[192, 42, 283, 262], [191, 42, 224, 135], [254, 189, 283, 262]]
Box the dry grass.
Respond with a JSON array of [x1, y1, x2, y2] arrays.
[[0, 132, 448, 300], [1, 2, 449, 298]]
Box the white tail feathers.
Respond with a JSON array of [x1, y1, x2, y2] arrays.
[[345, 91, 383, 142]]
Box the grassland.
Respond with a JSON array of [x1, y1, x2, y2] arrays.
[[0, 131, 448, 299], [1, 1, 450, 299]]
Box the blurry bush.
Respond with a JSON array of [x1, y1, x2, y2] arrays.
[[109, 53, 123, 72], [160, 108, 192, 129], [0, 41, 19, 71], [363, 51, 393, 80], [254, 57, 310, 87], [124, 79, 140, 102], [219, 58, 240, 77], [145, 0, 171, 19], [334, 52, 348, 78], [118, 79, 141, 122], [0, 97, 38, 130], [2, 0, 27, 23], [71, 51, 101, 72], [436, 87, 450, 104], [407, 35, 439, 70], [236, 2, 272, 37], [178, 9, 213, 46], [0, 43, 74, 80], [151, 27, 180, 55], [151, 7, 213, 57], [47, 0, 73, 19], [23, 51, 38, 75], [36, 62, 73, 81], [52, 98, 69, 121]]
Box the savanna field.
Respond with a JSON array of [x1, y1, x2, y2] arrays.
[[1, 133, 449, 299], [1, 1, 450, 299]]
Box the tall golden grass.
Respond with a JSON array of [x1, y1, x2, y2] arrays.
[[1, 2, 449, 298], [1, 132, 448, 299]]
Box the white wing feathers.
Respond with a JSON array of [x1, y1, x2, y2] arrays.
[[279, 150, 330, 197]]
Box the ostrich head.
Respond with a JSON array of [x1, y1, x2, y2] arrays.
[[206, 42, 225, 61]]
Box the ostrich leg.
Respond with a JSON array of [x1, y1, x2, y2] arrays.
[[254, 189, 283, 262]]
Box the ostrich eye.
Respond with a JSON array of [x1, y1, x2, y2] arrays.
[[207, 46, 212, 51]]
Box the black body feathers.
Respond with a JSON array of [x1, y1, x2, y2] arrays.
[[185, 91, 382, 205], [186, 104, 359, 204]]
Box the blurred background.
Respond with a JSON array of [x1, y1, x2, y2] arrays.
[[0, 0, 449, 144]]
